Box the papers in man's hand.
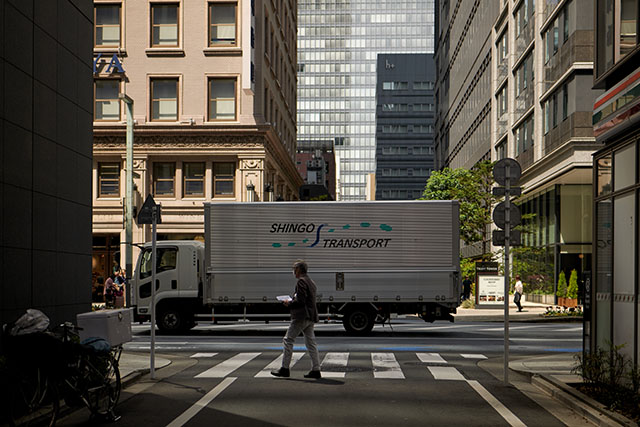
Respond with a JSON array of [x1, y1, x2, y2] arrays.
[[277, 295, 292, 302]]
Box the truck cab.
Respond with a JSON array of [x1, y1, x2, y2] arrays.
[[131, 241, 205, 332]]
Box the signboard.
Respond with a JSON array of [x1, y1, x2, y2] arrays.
[[477, 275, 505, 305], [475, 262, 503, 307], [493, 158, 521, 186]]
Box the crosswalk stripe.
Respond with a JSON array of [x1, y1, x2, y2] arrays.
[[416, 353, 447, 364], [428, 366, 465, 381], [196, 352, 261, 378], [255, 353, 305, 378], [190, 353, 218, 358], [320, 352, 349, 378], [460, 354, 487, 359], [371, 353, 404, 379]]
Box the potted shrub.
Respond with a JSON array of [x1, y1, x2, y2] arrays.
[[556, 270, 567, 306], [566, 269, 578, 307]]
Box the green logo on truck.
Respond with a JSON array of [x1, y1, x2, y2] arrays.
[[270, 222, 393, 248]]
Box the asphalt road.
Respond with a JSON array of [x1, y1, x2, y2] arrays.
[[57, 320, 585, 427]]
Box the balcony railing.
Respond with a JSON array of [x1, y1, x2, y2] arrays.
[[543, 31, 595, 93], [543, 111, 595, 155]]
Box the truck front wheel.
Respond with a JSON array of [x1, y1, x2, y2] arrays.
[[157, 308, 185, 334], [343, 308, 375, 335]]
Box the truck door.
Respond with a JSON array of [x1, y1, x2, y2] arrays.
[[136, 246, 180, 307]]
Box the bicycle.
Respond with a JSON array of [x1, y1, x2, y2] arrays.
[[54, 322, 122, 422], [1, 321, 123, 426]]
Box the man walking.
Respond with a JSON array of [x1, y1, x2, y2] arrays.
[[514, 274, 524, 312], [271, 260, 321, 379]]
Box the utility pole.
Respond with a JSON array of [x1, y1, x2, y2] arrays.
[[119, 93, 134, 306]]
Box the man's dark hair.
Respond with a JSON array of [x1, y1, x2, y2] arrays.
[[293, 259, 308, 274]]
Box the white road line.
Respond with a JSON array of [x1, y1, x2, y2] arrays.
[[416, 353, 447, 364], [196, 353, 261, 378], [190, 353, 218, 358], [371, 353, 404, 379], [428, 366, 465, 381], [467, 380, 526, 427], [166, 377, 236, 427], [255, 353, 305, 378], [320, 352, 349, 378], [460, 354, 488, 359]]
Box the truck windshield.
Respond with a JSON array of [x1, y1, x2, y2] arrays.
[[139, 247, 177, 279]]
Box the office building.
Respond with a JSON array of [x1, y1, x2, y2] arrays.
[[1, 1, 94, 328], [591, 0, 640, 360], [436, 0, 601, 292], [91, 0, 301, 292], [375, 54, 435, 200], [297, 0, 435, 200]]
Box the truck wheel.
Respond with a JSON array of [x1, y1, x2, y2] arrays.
[[157, 309, 185, 334], [343, 308, 375, 335]]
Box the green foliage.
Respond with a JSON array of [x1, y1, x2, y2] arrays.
[[422, 161, 498, 249], [567, 269, 579, 299], [460, 298, 475, 308], [556, 271, 567, 298], [573, 343, 640, 420], [460, 258, 476, 281]]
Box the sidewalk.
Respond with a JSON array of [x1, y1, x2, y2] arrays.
[[453, 296, 582, 322], [119, 352, 172, 387]]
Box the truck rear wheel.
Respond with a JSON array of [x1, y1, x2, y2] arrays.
[[157, 308, 186, 334], [343, 308, 375, 335]]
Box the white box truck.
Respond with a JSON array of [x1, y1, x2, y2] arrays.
[[131, 200, 460, 334]]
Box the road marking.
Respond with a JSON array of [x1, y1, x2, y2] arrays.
[[460, 354, 487, 359], [190, 353, 218, 358], [416, 353, 447, 364], [196, 353, 260, 378], [320, 352, 349, 378], [255, 353, 305, 377], [466, 380, 526, 427], [371, 353, 404, 379], [166, 377, 236, 427], [428, 366, 465, 380]]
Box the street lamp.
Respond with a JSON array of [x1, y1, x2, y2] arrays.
[[119, 93, 134, 306]]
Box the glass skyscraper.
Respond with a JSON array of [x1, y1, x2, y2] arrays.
[[297, 0, 435, 200]]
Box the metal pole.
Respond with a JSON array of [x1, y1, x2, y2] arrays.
[[504, 167, 511, 385], [150, 206, 157, 379], [119, 94, 134, 307]]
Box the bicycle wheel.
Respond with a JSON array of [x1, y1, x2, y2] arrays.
[[85, 353, 121, 417], [9, 366, 59, 427]]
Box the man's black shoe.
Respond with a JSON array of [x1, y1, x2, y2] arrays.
[[304, 370, 321, 379], [271, 368, 290, 377]]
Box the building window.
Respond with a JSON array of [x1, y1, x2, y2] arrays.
[[95, 4, 121, 47], [497, 85, 508, 116], [620, 0, 638, 58], [383, 103, 409, 112], [151, 78, 178, 121], [544, 99, 550, 134], [413, 81, 434, 90], [515, 115, 533, 155], [382, 81, 408, 90], [553, 19, 559, 53], [496, 140, 506, 159], [153, 162, 176, 197], [151, 3, 179, 47], [552, 93, 558, 128], [94, 79, 120, 121], [209, 2, 237, 46], [497, 30, 508, 62], [563, 7, 569, 42], [213, 163, 235, 196], [562, 84, 568, 120], [382, 125, 408, 133], [98, 163, 120, 197], [208, 78, 236, 121], [183, 162, 205, 197]]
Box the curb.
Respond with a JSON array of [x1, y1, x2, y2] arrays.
[[514, 369, 636, 426], [453, 315, 583, 323]]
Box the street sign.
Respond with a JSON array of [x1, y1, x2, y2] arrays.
[[492, 186, 522, 197], [492, 229, 521, 246], [492, 201, 522, 229], [137, 194, 162, 225], [493, 158, 521, 186]]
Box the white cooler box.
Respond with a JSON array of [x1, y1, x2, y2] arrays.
[[77, 308, 132, 347]]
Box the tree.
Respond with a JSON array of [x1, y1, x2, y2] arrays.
[[567, 269, 579, 299], [421, 160, 498, 254], [556, 270, 567, 298]]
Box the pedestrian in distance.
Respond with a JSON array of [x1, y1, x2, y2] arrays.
[[462, 276, 472, 301], [514, 274, 524, 312], [271, 260, 321, 379]]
